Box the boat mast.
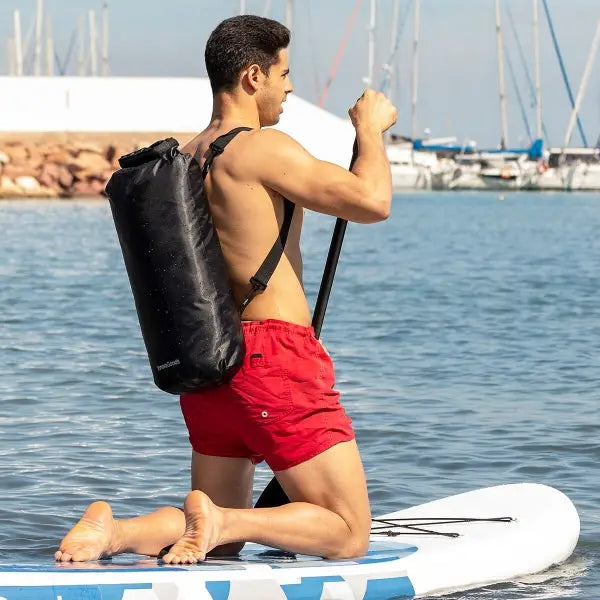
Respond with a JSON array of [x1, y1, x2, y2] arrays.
[[102, 2, 109, 76], [542, 0, 587, 146], [564, 21, 600, 147], [285, 0, 293, 62], [386, 0, 401, 101], [533, 0, 543, 140], [319, 0, 363, 107], [7, 37, 15, 76], [262, 0, 272, 17], [411, 0, 420, 139], [366, 0, 376, 87], [34, 0, 43, 76], [239, 0, 246, 15], [89, 10, 98, 76], [495, 0, 509, 149], [13, 10, 23, 76], [381, 0, 401, 136], [46, 13, 54, 76], [77, 15, 85, 75]]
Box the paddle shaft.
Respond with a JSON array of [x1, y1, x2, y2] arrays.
[[255, 140, 359, 508], [311, 218, 348, 338]]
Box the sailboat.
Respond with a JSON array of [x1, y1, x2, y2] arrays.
[[382, 0, 456, 190], [533, 15, 600, 191], [380, 0, 428, 190]]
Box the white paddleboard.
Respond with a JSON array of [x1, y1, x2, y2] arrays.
[[0, 483, 579, 599]]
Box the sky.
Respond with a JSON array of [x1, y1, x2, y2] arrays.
[[0, 0, 599, 148]]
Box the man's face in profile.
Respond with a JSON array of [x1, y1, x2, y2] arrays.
[[257, 49, 293, 127]]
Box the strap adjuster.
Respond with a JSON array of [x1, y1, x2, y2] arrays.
[[239, 277, 268, 312], [208, 141, 226, 157], [249, 276, 267, 292]]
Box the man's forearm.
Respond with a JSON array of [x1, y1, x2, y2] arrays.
[[350, 127, 393, 215]]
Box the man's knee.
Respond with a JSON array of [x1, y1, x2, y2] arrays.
[[326, 527, 370, 560]]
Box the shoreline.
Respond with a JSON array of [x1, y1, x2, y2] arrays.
[[0, 131, 195, 199]]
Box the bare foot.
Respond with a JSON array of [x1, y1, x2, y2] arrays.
[[55, 501, 121, 562], [162, 491, 224, 564]]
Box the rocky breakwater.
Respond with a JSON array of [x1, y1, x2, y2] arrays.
[[0, 133, 189, 199]]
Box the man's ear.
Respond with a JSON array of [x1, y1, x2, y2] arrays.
[[244, 64, 263, 91]]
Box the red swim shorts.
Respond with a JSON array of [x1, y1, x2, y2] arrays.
[[180, 319, 354, 471]]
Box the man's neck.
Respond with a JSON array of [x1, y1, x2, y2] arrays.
[[210, 92, 261, 130]]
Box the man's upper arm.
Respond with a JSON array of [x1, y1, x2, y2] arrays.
[[250, 130, 382, 224]]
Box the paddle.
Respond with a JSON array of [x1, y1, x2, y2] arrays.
[[255, 139, 359, 508]]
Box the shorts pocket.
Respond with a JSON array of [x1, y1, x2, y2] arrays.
[[231, 353, 294, 424]]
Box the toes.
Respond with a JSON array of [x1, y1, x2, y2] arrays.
[[72, 551, 90, 562], [162, 552, 204, 565]]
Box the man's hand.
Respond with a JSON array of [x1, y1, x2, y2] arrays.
[[348, 90, 398, 134]]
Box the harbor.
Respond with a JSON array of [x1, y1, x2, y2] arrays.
[[0, 0, 599, 196]]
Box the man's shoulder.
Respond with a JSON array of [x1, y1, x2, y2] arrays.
[[242, 128, 296, 150], [220, 129, 300, 171]]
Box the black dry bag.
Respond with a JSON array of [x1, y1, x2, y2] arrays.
[[105, 128, 293, 395]]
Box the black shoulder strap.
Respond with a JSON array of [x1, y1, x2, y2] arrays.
[[200, 127, 252, 179], [240, 198, 295, 312], [196, 126, 295, 312]]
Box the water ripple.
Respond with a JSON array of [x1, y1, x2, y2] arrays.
[[0, 194, 598, 597]]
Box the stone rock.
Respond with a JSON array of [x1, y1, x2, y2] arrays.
[[28, 146, 45, 165], [15, 175, 41, 192], [0, 135, 147, 198], [10, 175, 56, 197], [71, 178, 106, 197], [0, 175, 24, 197], [2, 163, 34, 179], [46, 149, 74, 164], [69, 150, 111, 174], [38, 185, 59, 198], [37, 162, 60, 188], [36, 143, 55, 157], [38, 162, 74, 191], [105, 144, 118, 165], [76, 142, 105, 155], [58, 166, 75, 190], [5, 144, 29, 163]]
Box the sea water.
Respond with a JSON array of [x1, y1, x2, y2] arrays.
[[0, 192, 598, 599]]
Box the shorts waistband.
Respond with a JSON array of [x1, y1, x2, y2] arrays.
[[242, 319, 316, 338]]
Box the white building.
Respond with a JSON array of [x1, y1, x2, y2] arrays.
[[0, 76, 355, 168]]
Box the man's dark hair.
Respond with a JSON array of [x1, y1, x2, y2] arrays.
[[205, 16, 290, 93]]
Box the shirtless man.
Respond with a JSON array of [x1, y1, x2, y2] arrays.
[[56, 15, 396, 564]]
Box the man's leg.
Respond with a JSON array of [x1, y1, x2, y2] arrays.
[[162, 440, 371, 564], [191, 452, 255, 555], [55, 452, 255, 562], [55, 503, 185, 562]]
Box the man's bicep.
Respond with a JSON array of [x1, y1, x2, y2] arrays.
[[256, 132, 364, 218]]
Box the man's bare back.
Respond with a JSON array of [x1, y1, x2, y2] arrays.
[[182, 127, 311, 326]]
